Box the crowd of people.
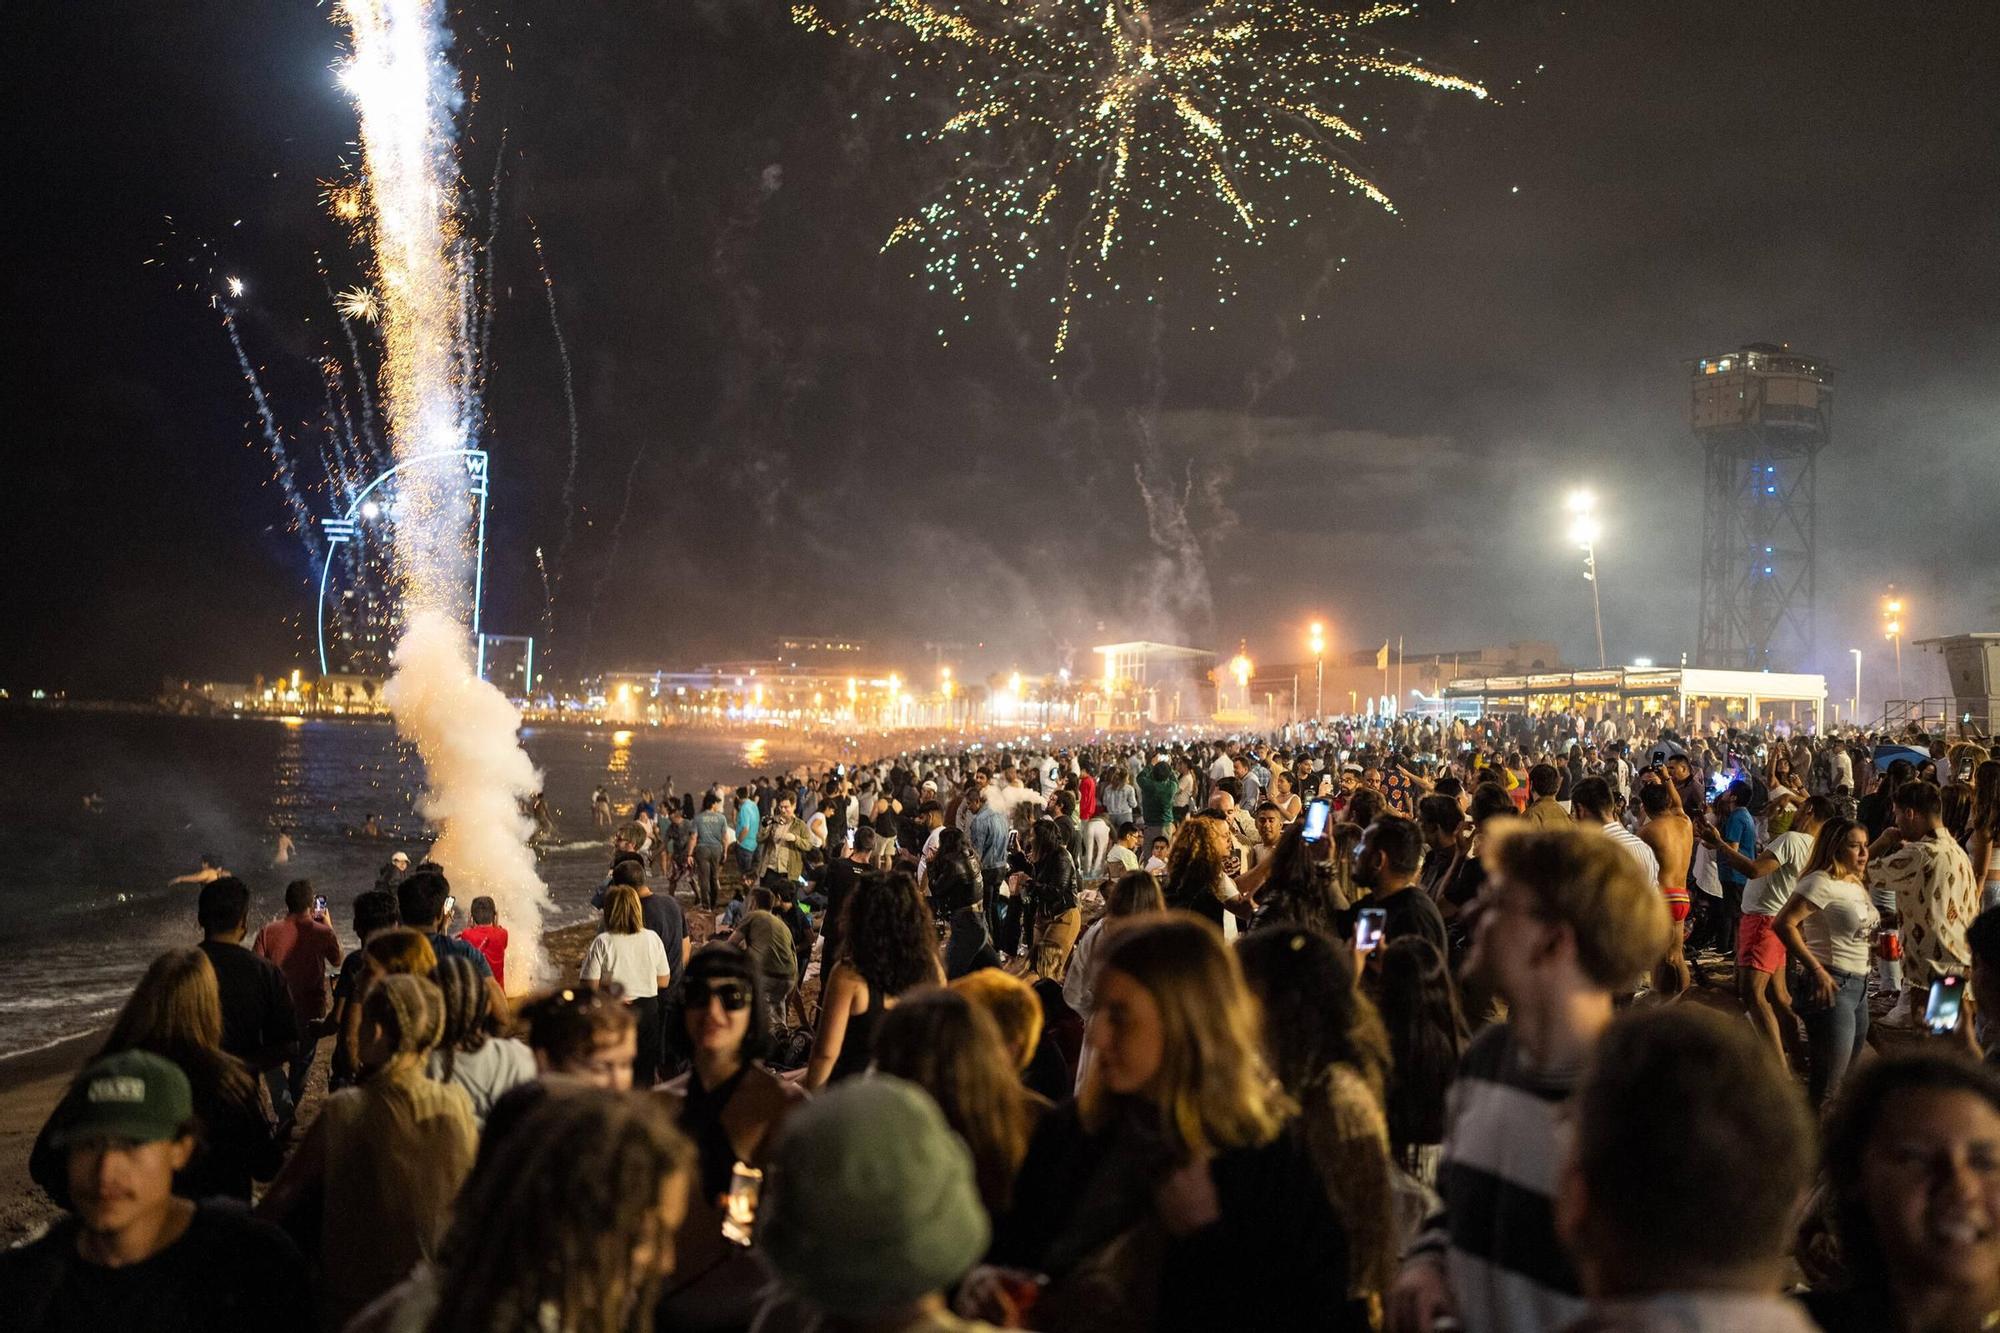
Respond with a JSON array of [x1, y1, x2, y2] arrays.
[[6, 707, 2000, 1332]]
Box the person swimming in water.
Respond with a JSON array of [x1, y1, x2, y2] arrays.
[[168, 853, 228, 887]]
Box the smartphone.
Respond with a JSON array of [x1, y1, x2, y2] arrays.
[[1301, 798, 1333, 843], [1356, 907, 1387, 952], [313, 895, 328, 915], [442, 894, 457, 917], [1926, 975, 1966, 1035], [721, 1161, 763, 1246]]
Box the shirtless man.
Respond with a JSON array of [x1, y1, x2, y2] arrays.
[[168, 854, 227, 887], [1636, 779, 1693, 996]]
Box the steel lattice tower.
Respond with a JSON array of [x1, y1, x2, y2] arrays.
[[1688, 344, 1833, 671]]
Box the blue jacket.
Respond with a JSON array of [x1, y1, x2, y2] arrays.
[[972, 803, 1010, 870]]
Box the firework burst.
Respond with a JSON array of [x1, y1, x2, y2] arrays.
[[796, 0, 1487, 354], [335, 285, 382, 322]]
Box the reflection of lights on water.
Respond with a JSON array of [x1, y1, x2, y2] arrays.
[[743, 738, 769, 767], [611, 729, 634, 745], [279, 715, 306, 726]]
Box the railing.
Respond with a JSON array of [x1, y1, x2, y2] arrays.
[[1878, 698, 1978, 738]]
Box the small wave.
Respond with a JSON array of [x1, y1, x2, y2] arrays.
[[0, 988, 133, 1014], [0, 1007, 121, 1062]]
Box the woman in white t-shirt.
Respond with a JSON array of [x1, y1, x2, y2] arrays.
[[579, 885, 671, 1087], [1775, 817, 1879, 1106]]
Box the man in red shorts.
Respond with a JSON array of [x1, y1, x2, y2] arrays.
[[1703, 794, 1829, 1063]]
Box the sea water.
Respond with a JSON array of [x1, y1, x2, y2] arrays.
[[0, 710, 799, 1060]]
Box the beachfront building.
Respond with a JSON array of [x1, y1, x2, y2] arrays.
[[1092, 641, 1218, 729], [1442, 665, 1827, 731], [1247, 641, 1567, 723]]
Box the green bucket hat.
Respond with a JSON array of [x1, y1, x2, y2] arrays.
[[757, 1076, 990, 1316], [53, 1050, 194, 1147]]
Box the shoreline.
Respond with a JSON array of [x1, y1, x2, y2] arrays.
[[0, 921, 606, 1248]]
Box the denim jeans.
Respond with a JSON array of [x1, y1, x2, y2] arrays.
[[1802, 968, 1869, 1105]]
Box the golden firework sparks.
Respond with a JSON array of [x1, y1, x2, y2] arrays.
[[797, 0, 1488, 356]]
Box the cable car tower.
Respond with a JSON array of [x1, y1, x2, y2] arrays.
[[1687, 343, 1833, 671]]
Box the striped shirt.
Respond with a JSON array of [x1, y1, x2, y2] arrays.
[[1407, 1022, 1585, 1333]]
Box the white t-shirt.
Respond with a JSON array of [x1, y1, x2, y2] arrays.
[[1106, 844, 1141, 874], [579, 929, 671, 998], [1796, 870, 1879, 976], [1744, 830, 1815, 918], [1601, 822, 1660, 886]]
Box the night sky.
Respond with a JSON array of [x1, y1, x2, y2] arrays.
[[6, 1, 1997, 701]]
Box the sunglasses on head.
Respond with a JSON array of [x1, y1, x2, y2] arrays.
[[687, 980, 752, 1012]]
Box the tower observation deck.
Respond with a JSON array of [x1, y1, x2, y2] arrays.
[[1687, 343, 1833, 672]]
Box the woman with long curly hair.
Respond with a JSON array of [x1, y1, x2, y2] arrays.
[[1238, 926, 1395, 1321], [1159, 814, 1239, 931], [30, 948, 278, 1205], [873, 987, 1038, 1220], [348, 1087, 698, 1333], [805, 871, 942, 1089], [985, 916, 1362, 1331]]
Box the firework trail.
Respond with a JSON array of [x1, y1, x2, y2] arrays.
[[534, 545, 554, 669], [530, 215, 583, 656], [477, 127, 508, 374], [319, 271, 387, 470], [337, 0, 550, 987], [797, 0, 1487, 355], [220, 306, 318, 563]]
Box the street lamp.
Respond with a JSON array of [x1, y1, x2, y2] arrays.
[[1567, 490, 1607, 670], [1883, 591, 1905, 702], [1849, 648, 1862, 726], [1307, 620, 1326, 719]]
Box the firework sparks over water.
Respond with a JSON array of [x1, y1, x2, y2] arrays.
[[796, 0, 1487, 354], [336, 0, 551, 985]]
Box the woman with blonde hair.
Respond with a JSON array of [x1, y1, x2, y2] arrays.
[[30, 948, 278, 1204], [981, 915, 1360, 1331], [580, 883, 672, 1087], [338, 927, 439, 1080], [261, 972, 477, 1330]]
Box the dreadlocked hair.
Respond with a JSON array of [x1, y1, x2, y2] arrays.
[[427, 1087, 696, 1333], [431, 954, 496, 1082]]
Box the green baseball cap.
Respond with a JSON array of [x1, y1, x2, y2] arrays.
[[757, 1077, 989, 1315], [52, 1050, 194, 1147]]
